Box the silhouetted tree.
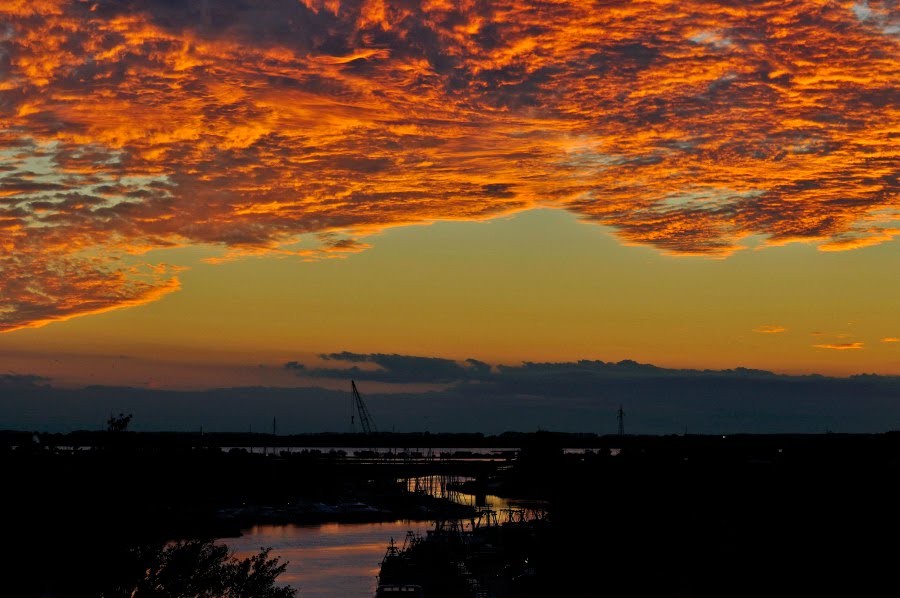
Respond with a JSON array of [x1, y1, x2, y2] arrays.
[[115, 539, 296, 598], [107, 412, 133, 433]]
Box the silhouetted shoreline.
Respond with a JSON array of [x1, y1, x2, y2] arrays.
[[5, 431, 900, 596], [7, 427, 900, 449]]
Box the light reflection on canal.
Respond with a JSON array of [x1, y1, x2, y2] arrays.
[[222, 479, 537, 598], [225, 520, 433, 598]]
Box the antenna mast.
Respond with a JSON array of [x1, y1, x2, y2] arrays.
[[617, 405, 625, 436], [351, 380, 378, 435]]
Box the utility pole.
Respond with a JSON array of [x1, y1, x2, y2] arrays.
[[272, 417, 277, 456]]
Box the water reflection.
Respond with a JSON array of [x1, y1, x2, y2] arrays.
[[223, 474, 544, 597], [402, 474, 546, 512], [226, 521, 433, 598]]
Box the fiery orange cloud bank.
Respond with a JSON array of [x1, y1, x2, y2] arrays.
[[1, 0, 897, 331]]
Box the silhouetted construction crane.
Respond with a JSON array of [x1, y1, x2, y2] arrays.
[[351, 380, 378, 435]]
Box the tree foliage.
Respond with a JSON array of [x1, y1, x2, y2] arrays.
[[121, 539, 296, 598], [106, 412, 133, 433]]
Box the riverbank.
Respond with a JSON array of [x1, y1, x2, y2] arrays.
[[7, 433, 900, 596], [396, 433, 900, 596], [0, 441, 489, 596], [210, 491, 476, 537]]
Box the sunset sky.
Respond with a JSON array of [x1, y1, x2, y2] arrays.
[[1, 0, 898, 429]]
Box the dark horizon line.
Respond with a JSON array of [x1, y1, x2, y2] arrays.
[[5, 428, 899, 441]]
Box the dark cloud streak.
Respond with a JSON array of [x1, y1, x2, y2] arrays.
[[297, 352, 493, 384]]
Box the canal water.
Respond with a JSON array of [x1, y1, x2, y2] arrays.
[[225, 520, 433, 598], [223, 479, 538, 598]]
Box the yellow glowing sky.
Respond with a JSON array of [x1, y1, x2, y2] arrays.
[[2, 209, 898, 387], [0, 1, 898, 386]]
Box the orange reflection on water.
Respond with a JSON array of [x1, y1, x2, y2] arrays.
[[225, 522, 431, 597]]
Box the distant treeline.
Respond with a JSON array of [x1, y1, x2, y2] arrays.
[[4, 428, 900, 450], [1, 429, 601, 450]]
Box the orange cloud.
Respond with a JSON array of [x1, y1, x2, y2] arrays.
[[813, 342, 865, 350], [0, 0, 897, 330], [0, 250, 183, 333], [754, 325, 787, 334], [882, 338, 899, 343]]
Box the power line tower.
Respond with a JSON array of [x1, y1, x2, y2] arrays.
[[617, 405, 625, 436], [351, 380, 378, 435]]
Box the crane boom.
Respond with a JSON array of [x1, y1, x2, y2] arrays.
[[351, 380, 377, 435]]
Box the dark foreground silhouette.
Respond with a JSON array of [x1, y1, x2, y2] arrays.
[[4, 431, 900, 596], [497, 434, 900, 597], [113, 540, 294, 598]]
